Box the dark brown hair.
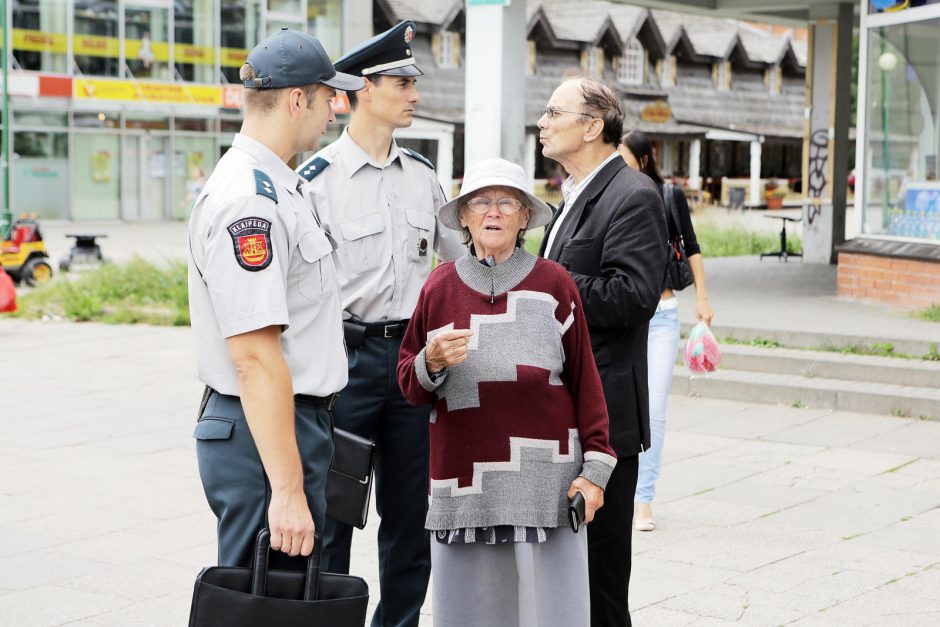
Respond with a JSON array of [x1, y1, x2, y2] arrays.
[[346, 74, 382, 110], [622, 130, 664, 186]]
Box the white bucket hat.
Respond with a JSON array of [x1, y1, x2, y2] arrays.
[[438, 158, 553, 231]]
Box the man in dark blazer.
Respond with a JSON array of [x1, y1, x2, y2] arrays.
[[538, 77, 668, 627]]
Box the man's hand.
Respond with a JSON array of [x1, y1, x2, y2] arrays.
[[568, 477, 605, 524], [268, 487, 316, 557], [425, 329, 473, 373]]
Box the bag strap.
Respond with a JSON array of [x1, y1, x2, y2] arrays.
[[662, 183, 682, 240], [251, 527, 323, 601]]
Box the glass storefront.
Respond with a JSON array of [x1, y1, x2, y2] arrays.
[[4, 0, 347, 221], [125, 3, 170, 80], [74, 0, 120, 76], [12, 0, 69, 73], [862, 13, 940, 241]]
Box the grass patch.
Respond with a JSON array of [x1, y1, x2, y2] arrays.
[[792, 400, 806, 409], [693, 219, 801, 257], [523, 221, 801, 258], [841, 532, 865, 541], [14, 257, 189, 326], [917, 305, 940, 322], [722, 336, 782, 349]]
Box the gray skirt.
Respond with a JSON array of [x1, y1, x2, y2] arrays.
[[430, 527, 589, 627]]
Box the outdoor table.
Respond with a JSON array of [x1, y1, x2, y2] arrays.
[[759, 211, 802, 262], [60, 234, 108, 271]]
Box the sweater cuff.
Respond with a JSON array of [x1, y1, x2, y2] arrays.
[[580, 452, 617, 490], [415, 347, 447, 392]]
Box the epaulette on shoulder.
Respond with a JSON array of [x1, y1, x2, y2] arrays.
[[298, 156, 330, 182], [401, 147, 434, 171], [254, 169, 278, 203]]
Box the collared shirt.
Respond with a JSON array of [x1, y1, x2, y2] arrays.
[[544, 151, 621, 255], [298, 128, 465, 322], [187, 133, 348, 397]]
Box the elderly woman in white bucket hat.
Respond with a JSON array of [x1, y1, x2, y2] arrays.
[[397, 158, 617, 627]]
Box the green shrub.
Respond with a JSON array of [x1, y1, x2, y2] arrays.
[[14, 257, 189, 326], [693, 220, 801, 257]]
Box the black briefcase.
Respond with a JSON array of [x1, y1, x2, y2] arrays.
[[189, 529, 369, 627], [326, 428, 376, 529]]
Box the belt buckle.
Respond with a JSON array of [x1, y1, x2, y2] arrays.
[[384, 324, 395, 338]]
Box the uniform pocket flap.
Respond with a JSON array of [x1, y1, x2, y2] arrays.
[[193, 417, 235, 440], [338, 212, 385, 241], [298, 231, 333, 263], [404, 208, 435, 231]]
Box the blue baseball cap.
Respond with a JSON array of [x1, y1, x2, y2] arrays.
[[244, 28, 364, 91]]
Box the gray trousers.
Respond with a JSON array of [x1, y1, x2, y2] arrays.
[[430, 528, 590, 627], [194, 391, 333, 568]]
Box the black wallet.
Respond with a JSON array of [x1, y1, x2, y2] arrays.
[[326, 428, 376, 530], [568, 492, 585, 533]]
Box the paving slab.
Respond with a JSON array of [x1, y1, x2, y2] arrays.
[[4, 318, 940, 625]]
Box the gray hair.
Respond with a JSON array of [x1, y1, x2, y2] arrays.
[[458, 188, 532, 248]]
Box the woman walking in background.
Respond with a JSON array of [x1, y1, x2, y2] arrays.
[[619, 130, 715, 532]]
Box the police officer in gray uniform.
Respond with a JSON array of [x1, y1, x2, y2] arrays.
[[296, 20, 464, 627], [188, 28, 363, 568]]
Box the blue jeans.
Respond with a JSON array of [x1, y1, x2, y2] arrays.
[[635, 305, 680, 504]]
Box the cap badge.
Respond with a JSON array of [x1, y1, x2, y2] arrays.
[[404, 26, 414, 44]]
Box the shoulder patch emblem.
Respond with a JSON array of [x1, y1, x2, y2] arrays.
[[401, 148, 435, 170], [298, 157, 330, 182], [228, 217, 273, 272], [254, 170, 278, 203]]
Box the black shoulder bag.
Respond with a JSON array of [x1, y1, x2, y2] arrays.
[[189, 529, 369, 627], [663, 183, 694, 291]]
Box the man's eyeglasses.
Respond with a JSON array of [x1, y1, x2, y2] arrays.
[[540, 106, 596, 120], [465, 197, 525, 215]]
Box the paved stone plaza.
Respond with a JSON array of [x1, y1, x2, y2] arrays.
[[1, 318, 938, 625]]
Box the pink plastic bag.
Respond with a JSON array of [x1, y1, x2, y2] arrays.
[[0, 268, 16, 313], [685, 323, 720, 374]]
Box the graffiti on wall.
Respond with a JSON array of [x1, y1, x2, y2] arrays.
[[806, 129, 829, 225]]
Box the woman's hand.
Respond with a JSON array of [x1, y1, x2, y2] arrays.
[[567, 477, 604, 524], [425, 329, 473, 373], [695, 297, 714, 326]]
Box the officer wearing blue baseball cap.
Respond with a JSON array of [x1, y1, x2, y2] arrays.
[[295, 19, 464, 627], [189, 29, 363, 570]]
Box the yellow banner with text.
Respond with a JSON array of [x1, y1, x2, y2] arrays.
[[74, 78, 222, 107]]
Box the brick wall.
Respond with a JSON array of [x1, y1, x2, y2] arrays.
[[837, 253, 940, 309]]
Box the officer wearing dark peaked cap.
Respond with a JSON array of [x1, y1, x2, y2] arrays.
[[188, 29, 362, 569], [297, 19, 464, 627]]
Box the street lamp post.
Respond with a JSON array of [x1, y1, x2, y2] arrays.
[[0, 0, 10, 238]]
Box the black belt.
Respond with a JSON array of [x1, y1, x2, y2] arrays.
[[202, 386, 339, 414], [350, 319, 409, 338], [296, 393, 340, 411]]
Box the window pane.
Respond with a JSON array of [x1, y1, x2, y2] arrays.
[[173, 137, 215, 219], [73, 133, 121, 219], [74, 0, 119, 76], [74, 111, 120, 128], [13, 130, 69, 219], [13, 110, 67, 127], [175, 0, 217, 83], [308, 0, 342, 56], [126, 4, 170, 80], [864, 18, 940, 241], [221, 0, 261, 84], [12, 0, 69, 73]]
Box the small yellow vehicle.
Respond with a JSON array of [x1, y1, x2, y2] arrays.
[[0, 215, 54, 286]]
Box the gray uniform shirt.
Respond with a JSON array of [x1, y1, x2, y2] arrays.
[[297, 128, 465, 322], [188, 133, 348, 397]]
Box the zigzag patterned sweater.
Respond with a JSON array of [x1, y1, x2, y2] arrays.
[[398, 248, 617, 531]]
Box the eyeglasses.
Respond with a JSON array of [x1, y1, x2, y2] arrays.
[[540, 106, 597, 120], [465, 197, 525, 215]]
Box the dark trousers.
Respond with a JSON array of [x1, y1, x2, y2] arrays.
[[588, 454, 639, 627], [321, 334, 431, 627], [194, 391, 333, 568]]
